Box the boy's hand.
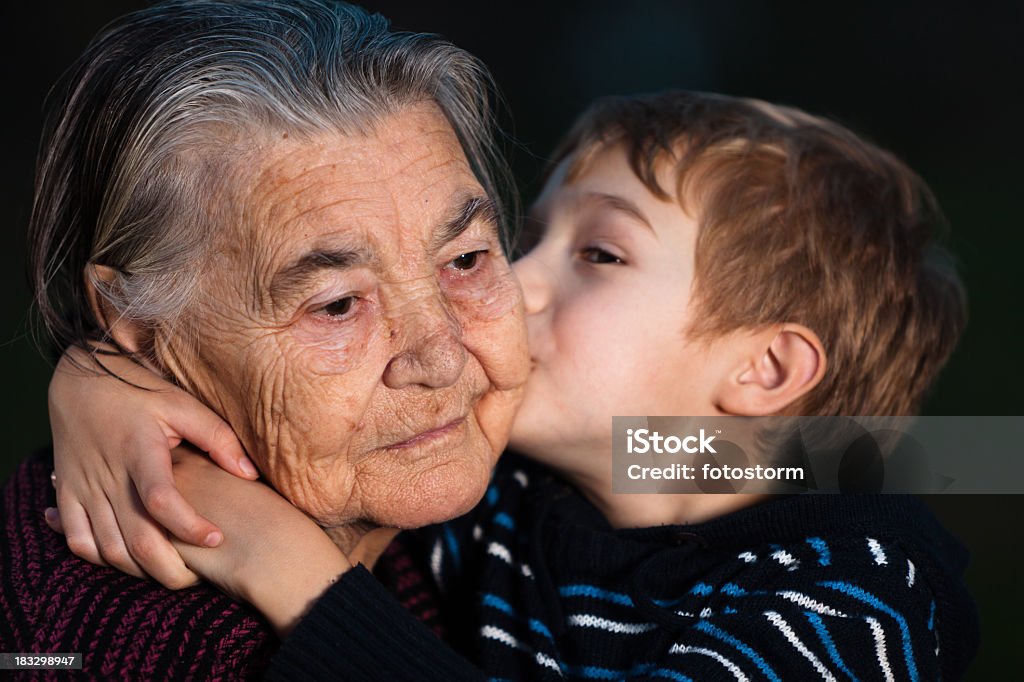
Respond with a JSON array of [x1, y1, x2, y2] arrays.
[[168, 450, 353, 636], [46, 346, 259, 589]]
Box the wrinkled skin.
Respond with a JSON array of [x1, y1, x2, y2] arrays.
[[154, 103, 529, 549]]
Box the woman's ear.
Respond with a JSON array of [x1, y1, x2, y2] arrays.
[[717, 324, 826, 416], [84, 264, 146, 354]]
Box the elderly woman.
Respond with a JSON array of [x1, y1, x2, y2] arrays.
[[3, 0, 526, 677]]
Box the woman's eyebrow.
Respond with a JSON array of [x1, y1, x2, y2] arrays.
[[432, 195, 499, 250], [269, 246, 374, 304], [267, 195, 496, 306]]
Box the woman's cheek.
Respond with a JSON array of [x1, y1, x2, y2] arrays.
[[446, 260, 529, 393], [443, 257, 522, 322], [289, 307, 379, 375]]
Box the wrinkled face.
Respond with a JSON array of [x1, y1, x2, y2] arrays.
[[510, 144, 723, 479], [161, 103, 528, 531]]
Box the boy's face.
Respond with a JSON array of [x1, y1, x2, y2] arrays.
[[510, 144, 729, 473]]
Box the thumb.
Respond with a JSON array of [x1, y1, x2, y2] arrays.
[[166, 399, 258, 480]]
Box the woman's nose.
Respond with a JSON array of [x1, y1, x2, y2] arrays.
[[382, 306, 467, 390], [511, 252, 551, 316]]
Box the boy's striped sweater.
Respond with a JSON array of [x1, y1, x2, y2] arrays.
[[273, 453, 978, 680]]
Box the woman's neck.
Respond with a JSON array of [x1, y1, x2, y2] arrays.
[[325, 524, 399, 569]]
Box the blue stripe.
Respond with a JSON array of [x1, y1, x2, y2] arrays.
[[653, 597, 682, 608], [493, 512, 515, 530], [486, 485, 499, 506], [927, 600, 935, 631], [690, 582, 714, 596], [482, 593, 515, 616], [529, 618, 554, 640], [807, 537, 832, 566], [721, 582, 747, 596], [819, 581, 919, 682], [694, 620, 782, 682], [650, 669, 694, 682], [565, 663, 691, 680], [559, 584, 635, 606], [443, 525, 461, 566], [565, 665, 623, 679], [805, 611, 860, 682]]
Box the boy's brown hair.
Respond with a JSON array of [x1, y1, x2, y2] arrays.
[[553, 91, 966, 416]]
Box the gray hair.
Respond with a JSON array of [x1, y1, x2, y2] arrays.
[[29, 0, 515, 359]]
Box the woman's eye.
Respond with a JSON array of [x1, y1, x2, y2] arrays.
[[447, 250, 487, 271], [317, 296, 356, 318], [580, 247, 624, 264]]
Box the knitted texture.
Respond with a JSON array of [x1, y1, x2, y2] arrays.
[[1, 452, 446, 681], [421, 454, 979, 681], [1, 453, 277, 680]]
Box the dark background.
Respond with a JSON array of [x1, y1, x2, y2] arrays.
[[1, 1, 1020, 676]]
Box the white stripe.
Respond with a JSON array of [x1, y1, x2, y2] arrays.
[[521, 563, 534, 578], [906, 559, 916, 587], [487, 541, 513, 564], [535, 651, 564, 676], [482, 625, 564, 677], [866, 616, 896, 682], [514, 470, 529, 487], [567, 614, 656, 634], [481, 624, 521, 650], [699, 607, 713, 618], [776, 591, 849, 618], [771, 549, 799, 570], [430, 539, 443, 589], [765, 611, 837, 681], [670, 644, 748, 681], [738, 551, 757, 563], [675, 611, 694, 618], [472, 524, 482, 541], [867, 537, 888, 566]]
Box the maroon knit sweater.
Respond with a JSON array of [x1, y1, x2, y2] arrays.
[[1, 452, 444, 680]]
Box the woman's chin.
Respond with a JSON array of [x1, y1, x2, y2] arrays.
[[378, 452, 495, 529]]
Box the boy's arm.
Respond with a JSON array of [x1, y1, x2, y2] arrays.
[[47, 345, 259, 588], [162, 450, 487, 681]]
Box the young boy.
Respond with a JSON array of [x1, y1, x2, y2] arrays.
[[43, 91, 977, 679]]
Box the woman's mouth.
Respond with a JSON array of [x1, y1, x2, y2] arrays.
[[385, 417, 467, 450]]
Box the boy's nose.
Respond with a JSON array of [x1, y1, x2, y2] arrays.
[[512, 252, 551, 316]]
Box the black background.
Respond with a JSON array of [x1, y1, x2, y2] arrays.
[[1, 2, 1021, 676]]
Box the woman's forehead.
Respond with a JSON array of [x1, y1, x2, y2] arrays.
[[225, 105, 487, 267]]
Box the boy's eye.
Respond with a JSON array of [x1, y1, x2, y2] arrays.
[[580, 247, 624, 265], [316, 296, 356, 318], [447, 250, 487, 271]]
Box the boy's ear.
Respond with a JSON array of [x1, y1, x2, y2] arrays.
[[717, 324, 826, 416], [84, 264, 147, 354]]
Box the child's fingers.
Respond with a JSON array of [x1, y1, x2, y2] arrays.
[[54, 492, 108, 568], [113, 489, 201, 590], [44, 507, 64, 533], [130, 446, 224, 548], [89, 496, 149, 580], [168, 398, 258, 480]]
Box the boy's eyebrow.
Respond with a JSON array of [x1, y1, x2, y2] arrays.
[[583, 192, 654, 233]]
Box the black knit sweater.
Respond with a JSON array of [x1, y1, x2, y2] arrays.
[[270, 454, 978, 680]]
